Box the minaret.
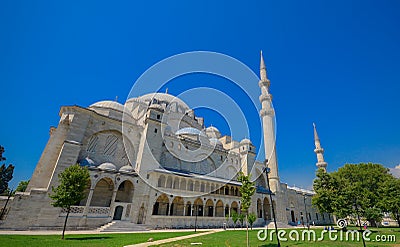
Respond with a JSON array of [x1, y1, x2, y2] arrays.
[[313, 123, 327, 172], [259, 51, 279, 192]]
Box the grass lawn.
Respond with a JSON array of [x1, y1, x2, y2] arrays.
[[158, 227, 400, 247], [0, 231, 197, 247]]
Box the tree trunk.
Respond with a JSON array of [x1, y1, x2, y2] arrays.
[[246, 214, 249, 247], [62, 208, 70, 240]]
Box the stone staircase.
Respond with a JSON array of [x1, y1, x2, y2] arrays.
[[99, 220, 152, 232]]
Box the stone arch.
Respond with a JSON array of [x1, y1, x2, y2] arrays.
[[170, 196, 184, 216], [173, 178, 180, 189], [158, 175, 166, 187], [263, 197, 272, 220], [205, 199, 214, 217], [90, 177, 114, 207], [152, 194, 169, 216], [225, 186, 229, 195], [215, 200, 224, 217], [186, 201, 192, 216], [225, 204, 230, 216], [193, 198, 204, 217], [200, 182, 205, 192], [257, 199, 262, 218], [188, 180, 194, 191], [230, 186, 235, 196], [210, 184, 215, 194], [194, 181, 200, 191], [180, 179, 187, 190], [166, 176, 173, 188], [115, 180, 134, 203], [231, 201, 239, 213]]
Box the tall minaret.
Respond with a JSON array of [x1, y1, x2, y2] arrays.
[[259, 51, 279, 192], [313, 123, 328, 172]]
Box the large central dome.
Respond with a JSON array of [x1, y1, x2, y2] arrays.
[[137, 93, 190, 111]]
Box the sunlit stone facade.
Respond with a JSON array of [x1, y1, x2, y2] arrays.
[[0, 55, 333, 230]]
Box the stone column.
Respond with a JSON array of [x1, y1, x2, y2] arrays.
[[109, 189, 118, 218], [82, 187, 94, 217]]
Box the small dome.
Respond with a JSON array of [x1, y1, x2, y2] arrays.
[[79, 157, 96, 167], [205, 126, 221, 138], [137, 93, 190, 111], [119, 165, 134, 173], [240, 138, 252, 145], [175, 127, 207, 137], [89, 100, 125, 112], [98, 162, 117, 171], [209, 138, 223, 146]]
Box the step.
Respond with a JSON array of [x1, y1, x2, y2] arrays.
[[99, 221, 152, 232]]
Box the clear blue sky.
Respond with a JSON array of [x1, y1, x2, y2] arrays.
[[1, 1, 399, 190]]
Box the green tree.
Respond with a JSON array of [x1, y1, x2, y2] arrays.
[[379, 176, 400, 227], [313, 163, 393, 226], [15, 180, 30, 192], [237, 172, 255, 247], [231, 210, 239, 229], [247, 213, 256, 230], [49, 164, 90, 239], [0, 146, 14, 195]]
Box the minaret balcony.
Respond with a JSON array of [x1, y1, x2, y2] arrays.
[[259, 94, 272, 103], [258, 79, 270, 88], [260, 108, 275, 117]]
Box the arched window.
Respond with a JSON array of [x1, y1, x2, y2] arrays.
[[166, 176, 173, 188], [152, 194, 169, 216], [91, 178, 114, 207], [115, 180, 134, 203], [158, 175, 166, 187]]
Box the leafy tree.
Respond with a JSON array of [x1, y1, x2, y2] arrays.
[[231, 210, 239, 229], [0, 146, 14, 195], [379, 176, 400, 227], [313, 163, 393, 226], [49, 164, 90, 239], [247, 213, 256, 230], [16, 180, 30, 192], [237, 172, 255, 247], [238, 213, 245, 227]]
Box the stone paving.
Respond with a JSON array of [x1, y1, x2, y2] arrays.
[[123, 229, 222, 247]]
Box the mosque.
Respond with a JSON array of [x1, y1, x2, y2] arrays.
[[0, 53, 333, 230]]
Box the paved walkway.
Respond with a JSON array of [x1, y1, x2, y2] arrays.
[[0, 228, 210, 235], [124, 229, 222, 247]]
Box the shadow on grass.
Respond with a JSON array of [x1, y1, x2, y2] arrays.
[[66, 236, 112, 241]]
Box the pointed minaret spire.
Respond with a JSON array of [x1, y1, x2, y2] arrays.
[[260, 51, 270, 85], [313, 123, 327, 172]]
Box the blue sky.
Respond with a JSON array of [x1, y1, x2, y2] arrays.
[[1, 1, 399, 189]]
